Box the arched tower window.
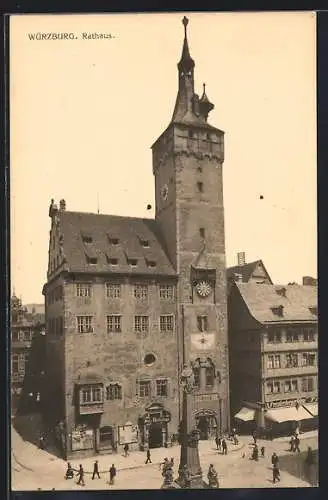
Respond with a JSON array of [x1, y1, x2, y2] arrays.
[[192, 357, 216, 391]]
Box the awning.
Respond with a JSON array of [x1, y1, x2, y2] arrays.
[[234, 407, 255, 422], [265, 406, 313, 423], [303, 403, 318, 417]]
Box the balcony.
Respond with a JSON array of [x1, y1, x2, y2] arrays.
[[79, 403, 104, 415], [265, 365, 318, 378], [263, 341, 317, 353]]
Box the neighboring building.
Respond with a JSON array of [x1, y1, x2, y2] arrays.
[[11, 294, 45, 413], [42, 17, 229, 459], [302, 276, 317, 287], [229, 282, 318, 436], [227, 253, 273, 289]]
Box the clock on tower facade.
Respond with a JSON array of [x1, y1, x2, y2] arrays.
[[152, 17, 229, 437]]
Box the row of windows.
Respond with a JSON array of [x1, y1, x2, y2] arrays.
[[266, 376, 316, 395], [11, 329, 33, 342], [267, 352, 316, 369], [77, 315, 175, 334], [267, 327, 317, 344], [75, 283, 175, 300], [79, 379, 170, 404], [11, 353, 29, 376]]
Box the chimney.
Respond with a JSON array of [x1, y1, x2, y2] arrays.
[[237, 252, 246, 267], [302, 276, 317, 286], [59, 199, 66, 211]]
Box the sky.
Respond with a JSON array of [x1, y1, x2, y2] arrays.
[[10, 12, 317, 304]]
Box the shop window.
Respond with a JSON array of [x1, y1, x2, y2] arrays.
[[302, 353, 316, 367], [303, 328, 315, 342], [301, 377, 315, 392], [99, 426, 114, 448], [286, 329, 299, 343]]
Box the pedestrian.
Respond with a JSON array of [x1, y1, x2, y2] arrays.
[[260, 446, 265, 458], [170, 457, 174, 468], [39, 434, 45, 450], [215, 435, 219, 450], [271, 452, 279, 468], [294, 436, 301, 453], [161, 458, 169, 475], [145, 449, 152, 464], [252, 444, 259, 461], [289, 435, 295, 452], [272, 463, 280, 483], [233, 433, 239, 445], [252, 430, 257, 444], [65, 462, 74, 480], [76, 464, 85, 486], [207, 464, 219, 488], [123, 443, 129, 457], [109, 464, 116, 485], [221, 438, 228, 455], [92, 460, 100, 480]]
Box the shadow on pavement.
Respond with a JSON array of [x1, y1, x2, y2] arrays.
[[278, 450, 318, 487]]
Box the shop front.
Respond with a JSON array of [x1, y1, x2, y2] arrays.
[[264, 399, 315, 437], [138, 403, 171, 450], [194, 409, 218, 440]]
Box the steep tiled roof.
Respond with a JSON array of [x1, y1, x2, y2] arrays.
[[236, 282, 318, 324], [227, 260, 263, 282], [59, 211, 176, 276]]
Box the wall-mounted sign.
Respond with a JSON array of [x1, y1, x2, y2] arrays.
[[71, 425, 94, 451], [195, 393, 218, 402], [266, 398, 306, 409], [118, 423, 138, 445]]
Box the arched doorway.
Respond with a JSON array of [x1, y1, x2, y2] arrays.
[[195, 410, 218, 440], [139, 403, 171, 449]]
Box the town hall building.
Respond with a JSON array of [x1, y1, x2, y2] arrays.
[[42, 17, 230, 459]]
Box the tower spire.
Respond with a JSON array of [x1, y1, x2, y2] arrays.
[[178, 16, 195, 72]]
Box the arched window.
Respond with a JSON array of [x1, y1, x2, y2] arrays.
[[191, 358, 216, 391]]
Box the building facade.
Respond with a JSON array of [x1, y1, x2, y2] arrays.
[[11, 294, 45, 414], [42, 17, 229, 459], [229, 282, 318, 436], [227, 254, 273, 286]]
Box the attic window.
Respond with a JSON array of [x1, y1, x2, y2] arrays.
[[128, 259, 138, 267], [199, 227, 205, 239], [82, 233, 93, 244], [309, 306, 317, 316], [197, 182, 204, 193], [146, 260, 156, 268], [271, 305, 284, 317], [276, 287, 287, 297], [140, 239, 150, 248], [188, 130, 194, 139], [87, 256, 97, 265], [108, 237, 119, 245], [108, 258, 118, 266]]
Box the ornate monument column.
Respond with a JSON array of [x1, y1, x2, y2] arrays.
[[173, 364, 208, 488]]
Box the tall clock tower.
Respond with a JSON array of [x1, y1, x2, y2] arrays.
[[152, 17, 229, 436]]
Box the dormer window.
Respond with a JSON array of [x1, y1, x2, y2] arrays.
[[146, 260, 156, 268], [188, 130, 194, 139], [197, 182, 204, 193], [87, 256, 97, 264], [82, 232, 93, 244], [108, 237, 119, 245], [140, 239, 150, 248], [271, 305, 284, 317], [199, 227, 205, 239], [109, 258, 118, 266], [128, 259, 138, 267], [276, 287, 287, 297]]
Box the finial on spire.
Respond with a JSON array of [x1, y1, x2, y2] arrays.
[[203, 83, 206, 93], [182, 16, 189, 37]]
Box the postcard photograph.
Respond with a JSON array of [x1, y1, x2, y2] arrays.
[[10, 11, 317, 490]]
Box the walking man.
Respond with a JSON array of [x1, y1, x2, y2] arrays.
[[145, 449, 152, 464], [294, 436, 301, 453], [215, 435, 220, 450], [123, 443, 129, 457], [289, 435, 295, 452], [92, 460, 100, 480], [109, 464, 116, 485], [273, 463, 280, 483], [261, 446, 265, 458], [222, 438, 228, 455], [252, 430, 257, 445], [76, 465, 85, 486]]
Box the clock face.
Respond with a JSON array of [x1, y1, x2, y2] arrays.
[[191, 333, 215, 351], [161, 184, 169, 201], [196, 280, 212, 297]]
